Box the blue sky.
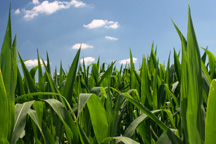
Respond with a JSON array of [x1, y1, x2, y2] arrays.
[[1, 0, 216, 72]]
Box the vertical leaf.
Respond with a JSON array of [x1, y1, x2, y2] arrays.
[[205, 79, 216, 144], [186, 6, 204, 144], [0, 70, 9, 144], [87, 94, 109, 144], [37, 50, 44, 92], [140, 55, 149, 106], [18, 53, 37, 93], [172, 14, 188, 144], [63, 48, 81, 104]]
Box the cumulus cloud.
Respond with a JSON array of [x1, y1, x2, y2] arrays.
[[119, 58, 137, 65], [83, 19, 119, 29], [32, 0, 40, 4], [105, 36, 118, 41], [72, 43, 94, 49], [80, 57, 95, 65], [14, 9, 21, 14], [23, 0, 86, 20], [24, 59, 48, 67]]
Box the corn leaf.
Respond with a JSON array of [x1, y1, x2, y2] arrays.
[[124, 94, 181, 144], [27, 109, 46, 143], [0, 70, 9, 144], [11, 101, 35, 144], [63, 48, 81, 104], [205, 79, 216, 144], [124, 110, 161, 138], [186, 6, 204, 144], [87, 94, 109, 144]]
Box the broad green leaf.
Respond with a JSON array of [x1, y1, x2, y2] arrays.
[[124, 110, 161, 138], [11, 101, 35, 144], [172, 11, 188, 144], [92, 63, 99, 85], [15, 92, 62, 103], [98, 62, 115, 86], [102, 136, 139, 144], [87, 94, 108, 144], [42, 122, 55, 144], [203, 49, 215, 79], [0, 70, 9, 144], [186, 6, 204, 144], [45, 99, 79, 143], [0, 4, 12, 99], [63, 48, 81, 104], [157, 132, 172, 144], [124, 94, 181, 144], [140, 55, 149, 106], [44, 99, 74, 144], [27, 109, 46, 143], [0, 6, 17, 141], [77, 123, 90, 144], [205, 79, 216, 144], [78, 93, 91, 117]]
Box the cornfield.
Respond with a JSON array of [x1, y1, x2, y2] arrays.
[[0, 5, 215, 144]]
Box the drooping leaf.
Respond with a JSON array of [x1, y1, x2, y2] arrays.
[[11, 101, 35, 144], [124, 94, 181, 144]]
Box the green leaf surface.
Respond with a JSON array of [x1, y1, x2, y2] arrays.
[[87, 94, 109, 144], [27, 109, 46, 143], [102, 136, 139, 144], [205, 79, 216, 144], [12, 101, 35, 144], [18, 53, 37, 93], [0, 70, 9, 143], [63, 48, 81, 104], [124, 110, 161, 138], [124, 94, 181, 144], [186, 6, 204, 144], [44, 99, 75, 143]]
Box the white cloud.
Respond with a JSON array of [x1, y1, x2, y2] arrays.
[[24, 59, 48, 67], [119, 58, 138, 65], [80, 57, 95, 65], [23, 0, 86, 20], [32, 0, 40, 4], [14, 9, 20, 14], [71, 0, 86, 8], [105, 36, 118, 41], [72, 43, 94, 49], [83, 19, 119, 29]]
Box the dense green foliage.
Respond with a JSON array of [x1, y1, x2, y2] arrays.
[[0, 6, 216, 144]]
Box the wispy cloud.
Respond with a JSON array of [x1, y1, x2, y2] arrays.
[[80, 57, 95, 65], [105, 36, 118, 41], [83, 19, 119, 29], [24, 59, 48, 67], [23, 0, 86, 20], [14, 9, 21, 14], [32, 0, 40, 4], [72, 43, 94, 49], [119, 58, 137, 64]]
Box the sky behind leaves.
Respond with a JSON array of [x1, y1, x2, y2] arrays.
[[1, 0, 216, 71]]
